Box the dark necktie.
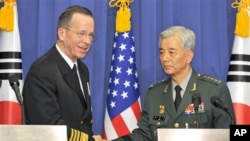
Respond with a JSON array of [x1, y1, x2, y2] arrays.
[[73, 64, 84, 94], [73, 64, 87, 108], [174, 85, 182, 111]]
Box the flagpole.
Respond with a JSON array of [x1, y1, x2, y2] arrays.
[[103, 0, 141, 140]]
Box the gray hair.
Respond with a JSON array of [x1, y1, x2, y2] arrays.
[[57, 5, 94, 29], [159, 26, 196, 51]]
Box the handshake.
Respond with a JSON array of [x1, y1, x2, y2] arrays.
[[93, 135, 109, 141]]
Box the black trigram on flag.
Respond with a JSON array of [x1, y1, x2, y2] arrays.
[[0, 4, 23, 124], [227, 35, 250, 124]]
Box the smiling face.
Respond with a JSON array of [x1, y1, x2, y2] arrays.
[[57, 13, 95, 62], [159, 35, 193, 81]]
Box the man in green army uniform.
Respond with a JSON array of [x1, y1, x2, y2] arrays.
[[104, 26, 235, 141]]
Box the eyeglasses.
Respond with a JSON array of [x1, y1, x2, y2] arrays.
[[64, 27, 95, 42]]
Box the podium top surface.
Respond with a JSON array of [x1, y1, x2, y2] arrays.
[[157, 128, 229, 141], [0, 125, 67, 141]]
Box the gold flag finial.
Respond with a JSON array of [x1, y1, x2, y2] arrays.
[[0, 0, 16, 32], [231, 0, 250, 37], [109, 0, 134, 32]]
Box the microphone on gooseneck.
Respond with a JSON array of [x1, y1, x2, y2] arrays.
[[9, 75, 22, 104], [192, 93, 201, 113], [9, 75, 25, 124], [210, 96, 228, 111], [210, 96, 234, 125], [192, 93, 201, 128]]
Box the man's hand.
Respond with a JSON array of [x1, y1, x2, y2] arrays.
[[92, 135, 108, 141]]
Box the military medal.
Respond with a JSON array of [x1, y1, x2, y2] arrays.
[[159, 105, 165, 114]]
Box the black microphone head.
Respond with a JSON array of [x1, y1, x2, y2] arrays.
[[192, 93, 201, 113], [210, 96, 232, 123], [9, 75, 20, 87], [210, 96, 224, 109], [192, 93, 201, 103]]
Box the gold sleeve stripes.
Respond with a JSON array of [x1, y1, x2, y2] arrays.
[[69, 128, 88, 141]]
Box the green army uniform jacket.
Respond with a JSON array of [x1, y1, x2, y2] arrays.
[[113, 70, 235, 141]]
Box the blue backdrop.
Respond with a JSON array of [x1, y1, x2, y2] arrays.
[[17, 0, 237, 134]]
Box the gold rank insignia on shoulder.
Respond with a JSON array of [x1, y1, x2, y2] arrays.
[[197, 73, 222, 85], [149, 79, 168, 89]]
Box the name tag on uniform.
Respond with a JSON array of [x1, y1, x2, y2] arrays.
[[153, 115, 166, 121]]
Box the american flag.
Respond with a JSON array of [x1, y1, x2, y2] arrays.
[[103, 30, 141, 140]]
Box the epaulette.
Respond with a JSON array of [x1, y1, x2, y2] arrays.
[[149, 79, 169, 89], [197, 73, 222, 85]]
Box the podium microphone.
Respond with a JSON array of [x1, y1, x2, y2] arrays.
[[210, 96, 234, 125], [192, 93, 201, 128], [9, 75, 25, 124], [192, 93, 201, 113]]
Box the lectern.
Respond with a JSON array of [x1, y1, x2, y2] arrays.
[[0, 125, 67, 141], [157, 128, 229, 141]]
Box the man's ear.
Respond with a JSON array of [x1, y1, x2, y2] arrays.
[[187, 50, 194, 63], [58, 27, 66, 41]]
